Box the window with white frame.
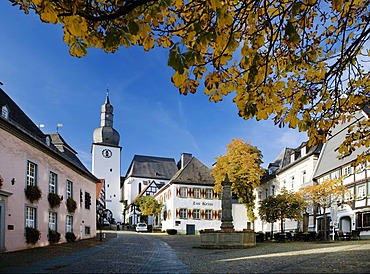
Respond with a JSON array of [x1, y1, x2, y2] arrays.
[[194, 188, 201, 199], [205, 189, 213, 199], [27, 161, 37, 186], [179, 208, 187, 219], [66, 215, 73, 233], [302, 171, 306, 184], [345, 187, 354, 201], [25, 206, 37, 228], [343, 166, 353, 176], [1, 105, 9, 119], [49, 172, 57, 194], [205, 209, 212, 220], [66, 180, 73, 199], [282, 180, 286, 190], [193, 209, 200, 219], [49, 211, 57, 230], [180, 187, 187, 198], [331, 170, 340, 179], [357, 184, 366, 199]]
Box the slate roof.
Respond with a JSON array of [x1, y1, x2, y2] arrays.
[[125, 155, 178, 179], [170, 156, 215, 185], [313, 110, 369, 178], [0, 88, 45, 140], [262, 141, 322, 181], [0, 88, 98, 182]]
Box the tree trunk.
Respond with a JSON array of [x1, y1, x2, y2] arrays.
[[323, 207, 327, 241], [280, 218, 284, 233]]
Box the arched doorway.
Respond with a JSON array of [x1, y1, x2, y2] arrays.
[[339, 216, 351, 232]]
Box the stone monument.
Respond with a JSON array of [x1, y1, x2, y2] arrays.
[[199, 174, 256, 248]]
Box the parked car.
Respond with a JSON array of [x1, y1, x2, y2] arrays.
[[136, 223, 148, 232]]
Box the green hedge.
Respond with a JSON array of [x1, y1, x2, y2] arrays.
[[166, 229, 177, 235]]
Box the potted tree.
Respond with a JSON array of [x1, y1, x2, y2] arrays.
[[25, 185, 42, 203]]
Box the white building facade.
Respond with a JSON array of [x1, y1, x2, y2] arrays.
[[155, 156, 222, 234], [256, 142, 322, 234], [313, 110, 370, 239], [92, 95, 122, 223]]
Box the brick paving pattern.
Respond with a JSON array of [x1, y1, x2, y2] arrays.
[[1, 231, 370, 273]]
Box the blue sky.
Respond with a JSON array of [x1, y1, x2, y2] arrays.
[[0, 2, 307, 173]]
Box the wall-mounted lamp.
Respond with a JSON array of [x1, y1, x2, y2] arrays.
[[11, 178, 15, 185]]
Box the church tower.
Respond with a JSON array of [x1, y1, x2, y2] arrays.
[[92, 92, 122, 223]]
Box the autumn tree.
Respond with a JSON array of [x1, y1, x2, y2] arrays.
[[299, 178, 348, 241], [212, 138, 264, 225], [134, 196, 163, 220], [259, 189, 306, 234], [10, 0, 370, 163]]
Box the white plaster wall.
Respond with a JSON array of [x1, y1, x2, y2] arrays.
[[0, 130, 97, 252], [157, 184, 221, 234], [92, 144, 122, 222]]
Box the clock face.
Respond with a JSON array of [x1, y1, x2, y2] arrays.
[[102, 149, 112, 158]]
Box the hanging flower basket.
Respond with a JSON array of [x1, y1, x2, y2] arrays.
[[48, 193, 62, 209], [25, 185, 42, 203], [66, 197, 77, 213], [25, 227, 41, 245]]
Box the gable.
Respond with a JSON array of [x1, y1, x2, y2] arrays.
[[171, 157, 214, 185]]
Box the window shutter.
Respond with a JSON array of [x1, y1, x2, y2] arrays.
[[168, 209, 171, 219], [176, 187, 180, 197], [200, 209, 205, 219], [176, 209, 180, 218], [187, 209, 192, 219], [201, 189, 205, 198]]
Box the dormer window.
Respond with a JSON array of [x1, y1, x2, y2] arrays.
[[46, 136, 51, 146], [1, 105, 9, 119]]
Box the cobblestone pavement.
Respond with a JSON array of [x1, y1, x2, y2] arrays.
[[1, 231, 370, 273]]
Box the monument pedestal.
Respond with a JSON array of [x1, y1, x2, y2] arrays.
[[199, 230, 256, 249], [198, 175, 256, 249]]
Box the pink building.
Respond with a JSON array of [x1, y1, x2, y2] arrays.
[[0, 88, 99, 252]]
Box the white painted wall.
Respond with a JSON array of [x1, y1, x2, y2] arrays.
[[92, 144, 122, 222], [157, 184, 222, 234]]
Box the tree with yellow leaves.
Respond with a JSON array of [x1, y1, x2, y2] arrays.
[[299, 178, 348, 241], [9, 0, 370, 163], [212, 138, 264, 225]]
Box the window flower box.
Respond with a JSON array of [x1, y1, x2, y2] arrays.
[[48, 192, 62, 209], [66, 197, 77, 213], [25, 185, 42, 203], [25, 227, 41, 245], [48, 229, 61, 244]]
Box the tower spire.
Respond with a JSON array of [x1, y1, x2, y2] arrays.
[[106, 85, 110, 104]]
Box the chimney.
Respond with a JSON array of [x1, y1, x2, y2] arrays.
[[180, 153, 192, 169]]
